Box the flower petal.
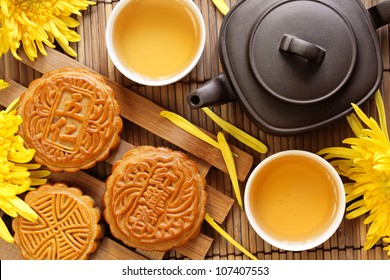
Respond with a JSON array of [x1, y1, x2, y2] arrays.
[[205, 213, 257, 260], [0, 217, 14, 243], [352, 103, 371, 127], [6, 196, 37, 222], [346, 205, 370, 219], [375, 91, 389, 141], [211, 0, 230, 15], [160, 111, 221, 150], [202, 107, 268, 154], [217, 132, 242, 210], [0, 79, 9, 90]]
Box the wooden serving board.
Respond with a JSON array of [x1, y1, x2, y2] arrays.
[[0, 48, 248, 259]]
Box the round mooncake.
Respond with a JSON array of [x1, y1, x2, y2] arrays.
[[17, 67, 123, 172], [103, 146, 207, 251], [12, 182, 104, 260]]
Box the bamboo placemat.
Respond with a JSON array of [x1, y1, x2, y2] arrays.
[[0, 0, 389, 260]]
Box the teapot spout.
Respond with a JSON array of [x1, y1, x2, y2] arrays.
[[187, 73, 236, 108]]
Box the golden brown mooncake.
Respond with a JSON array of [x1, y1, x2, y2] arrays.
[[12, 182, 104, 260], [103, 146, 207, 252], [17, 67, 123, 173]]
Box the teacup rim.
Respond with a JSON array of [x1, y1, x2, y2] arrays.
[[105, 0, 206, 87], [244, 150, 346, 251]]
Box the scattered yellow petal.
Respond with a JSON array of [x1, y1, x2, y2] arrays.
[[202, 107, 268, 154], [217, 132, 243, 210], [160, 111, 220, 150], [5, 98, 19, 113], [211, 0, 230, 15], [205, 213, 257, 260], [0, 79, 9, 90]]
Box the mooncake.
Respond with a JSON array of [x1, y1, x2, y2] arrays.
[[103, 146, 207, 251], [12, 182, 104, 260], [17, 67, 123, 172]]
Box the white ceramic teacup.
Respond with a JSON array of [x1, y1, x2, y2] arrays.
[[106, 0, 206, 86], [244, 150, 345, 251]]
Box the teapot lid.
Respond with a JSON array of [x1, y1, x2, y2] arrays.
[[248, 1, 357, 104], [219, 0, 382, 135]]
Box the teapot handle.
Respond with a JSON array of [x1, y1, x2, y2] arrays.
[[368, 0, 390, 29], [187, 73, 236, 109]]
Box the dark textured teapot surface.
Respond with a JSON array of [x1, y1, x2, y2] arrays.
[[188, 0, 390, 135]]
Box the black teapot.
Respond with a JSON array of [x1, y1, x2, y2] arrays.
[[188, 0, 390, 135]]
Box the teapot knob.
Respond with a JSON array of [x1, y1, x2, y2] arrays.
[[279, 34, 326, 66]]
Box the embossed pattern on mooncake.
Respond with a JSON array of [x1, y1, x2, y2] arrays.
[[12, 182, 104, 260], [17, 67, 123, 172], [103, 146, 207, 251]]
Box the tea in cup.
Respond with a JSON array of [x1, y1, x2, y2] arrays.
[[106, 0, 206, 86], [244, 150, 345, 251]]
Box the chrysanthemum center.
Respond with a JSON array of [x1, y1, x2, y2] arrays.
[[6, 0, 54, 23], [12, 0, 48, 12]]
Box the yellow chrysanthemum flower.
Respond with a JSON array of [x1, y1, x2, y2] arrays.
[[0, 84, 51, 243], [318, 91, 390, 256], [0, 0, 95, 61]]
